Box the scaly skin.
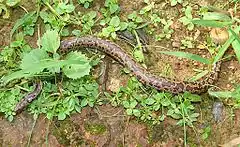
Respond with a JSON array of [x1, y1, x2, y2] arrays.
[[60, 36, 221, 94], [14, 80, 42, 114]]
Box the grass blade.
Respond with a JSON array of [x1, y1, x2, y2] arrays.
[[159, 51, 211, 64], [213, 35, 234, 63], [229, 28, 240, 63], [208, 89, 233, 98], [192, 19, 233, 28]]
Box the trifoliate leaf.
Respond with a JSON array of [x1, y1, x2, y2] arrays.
[[40, 30, 60, 53], [62, 51, 91, 79]]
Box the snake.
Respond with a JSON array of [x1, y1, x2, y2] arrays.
[[14, 36, 221, 113], [60, 36, 221, 94], [14, 80, 42, 113]]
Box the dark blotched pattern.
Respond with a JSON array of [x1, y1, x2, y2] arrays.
[[60, 37, 221, 94]]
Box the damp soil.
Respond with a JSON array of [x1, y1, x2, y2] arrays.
[[1, 0, 240, 147]]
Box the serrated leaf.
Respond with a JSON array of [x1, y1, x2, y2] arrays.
[[20, 49, 49, 70], [62, 51, 91, 79], [40, 30, 60, 53]]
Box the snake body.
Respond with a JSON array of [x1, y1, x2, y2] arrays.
[[60, 37, 221, 94], [14, 81, 42, 113]]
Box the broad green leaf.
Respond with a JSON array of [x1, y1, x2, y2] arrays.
[[109, 16, 120, 27], [62, 51, 91, 79], [1, 57, 87, 85], [126, 109, 133, 115], [10, 11, 36, 39], [133, 109, 141, 117], [192, 19, 232, 28], [130, 100, 138, 108], [145, 98, 155, 105], [40, 30, 60, 53], [109, 4, 119, 14], [20, 49, 49, 70], [159, 51, 210, 64], [58, 112, 67, 120]]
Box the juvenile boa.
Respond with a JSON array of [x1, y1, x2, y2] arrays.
[[60, 37, 221, 94]]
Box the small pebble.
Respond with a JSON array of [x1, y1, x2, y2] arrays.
[[212, 101, 224, 123]]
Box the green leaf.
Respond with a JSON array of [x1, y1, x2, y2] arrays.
[[202, 12, 231, 21], [208, 89, 233, 98], [10, 11, 36, 38], [20, 49, 49, 70], [6, 0, 21, 7], [109, 16, 120, 27], [119, 22, 128, 31], [133, 109, 141, 117], [171, 0, 178, 6], [58, 112, 67, 120], [40, 30, 60, 53], [189, 70, 209, 81], [130, 100, 138, 108], [185, 6, 192, 19], [229, 28, 240, 63], [213, 35, 235, 64], [159, 51, 210, 64], [126, 109, 133, 115], [133, 49, 144, 63], [1, 54, 87, 85], [62, 51, 91, 79], [192, 19, 232, 28], [145, 98, 155, 105], [109, 4, 119, 14]]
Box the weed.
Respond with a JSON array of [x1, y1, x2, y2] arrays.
[[181, 37, 194, 49], [179, 6, 194, 31], [77, 0, 94, 9]]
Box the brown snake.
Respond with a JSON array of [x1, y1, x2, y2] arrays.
[[60, 36, 221, 94]]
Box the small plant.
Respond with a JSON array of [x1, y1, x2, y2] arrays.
[[180, 37, 194, 49], [100, 16, 127, 39], [155, 19, 174, 41], [179, 6, 194, 31], [77, 0, 94, 8], [80, 11, 97, 35]]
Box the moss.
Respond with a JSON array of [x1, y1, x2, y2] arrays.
[[84, 122, 107, 135], [51, 119, 84, 146]]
